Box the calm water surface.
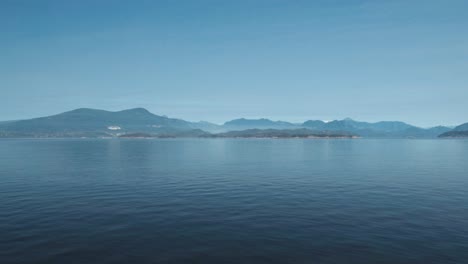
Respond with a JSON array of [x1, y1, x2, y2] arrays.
[[1, 139, 467, 264]]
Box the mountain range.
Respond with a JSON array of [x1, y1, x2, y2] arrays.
[[0, 108, 465, 138], [218, 117, 457, 138], [438, 122, 468, 138]]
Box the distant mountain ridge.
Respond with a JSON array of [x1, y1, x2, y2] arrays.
[[223, 118, 297, 131], [439, 122, 468, 138], [452, 122, 468, 131], [0, 108, 203, 137], [0, 108, 459, 138], [301, 118, 451, 138], [222, 117, 450, 138]]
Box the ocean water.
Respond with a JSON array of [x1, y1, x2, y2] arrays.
[[0, 138, 467, 264]]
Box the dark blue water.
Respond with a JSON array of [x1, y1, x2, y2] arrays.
[[1, 139, 467, 264]]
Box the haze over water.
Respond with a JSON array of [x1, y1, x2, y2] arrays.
[[1, 138, 467, 264]]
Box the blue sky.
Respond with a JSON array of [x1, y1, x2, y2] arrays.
[[1, 0, 467, 126]]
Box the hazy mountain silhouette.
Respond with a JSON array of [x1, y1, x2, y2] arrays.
[[439, 122, 468, 138], [223, 118, 297, 131], [452, 122, 468, 131], [0, 108, 199, 137], [301, 118, 450, 138], [0, 108, 458, 138]]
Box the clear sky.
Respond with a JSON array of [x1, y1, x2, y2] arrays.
[[1, 0, 467, 126]]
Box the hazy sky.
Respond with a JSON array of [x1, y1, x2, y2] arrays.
[[1, 0, 467, 126]]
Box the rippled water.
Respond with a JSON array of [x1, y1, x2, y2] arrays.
[[1, 138, 467, 264]]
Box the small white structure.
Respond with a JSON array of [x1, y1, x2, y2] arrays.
[[107, 126, 121, 130]]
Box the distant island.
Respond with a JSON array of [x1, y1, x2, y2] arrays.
[[203, 129, 357, 139], [118, 129, 357, 139], [0, 108, 466, 139]]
